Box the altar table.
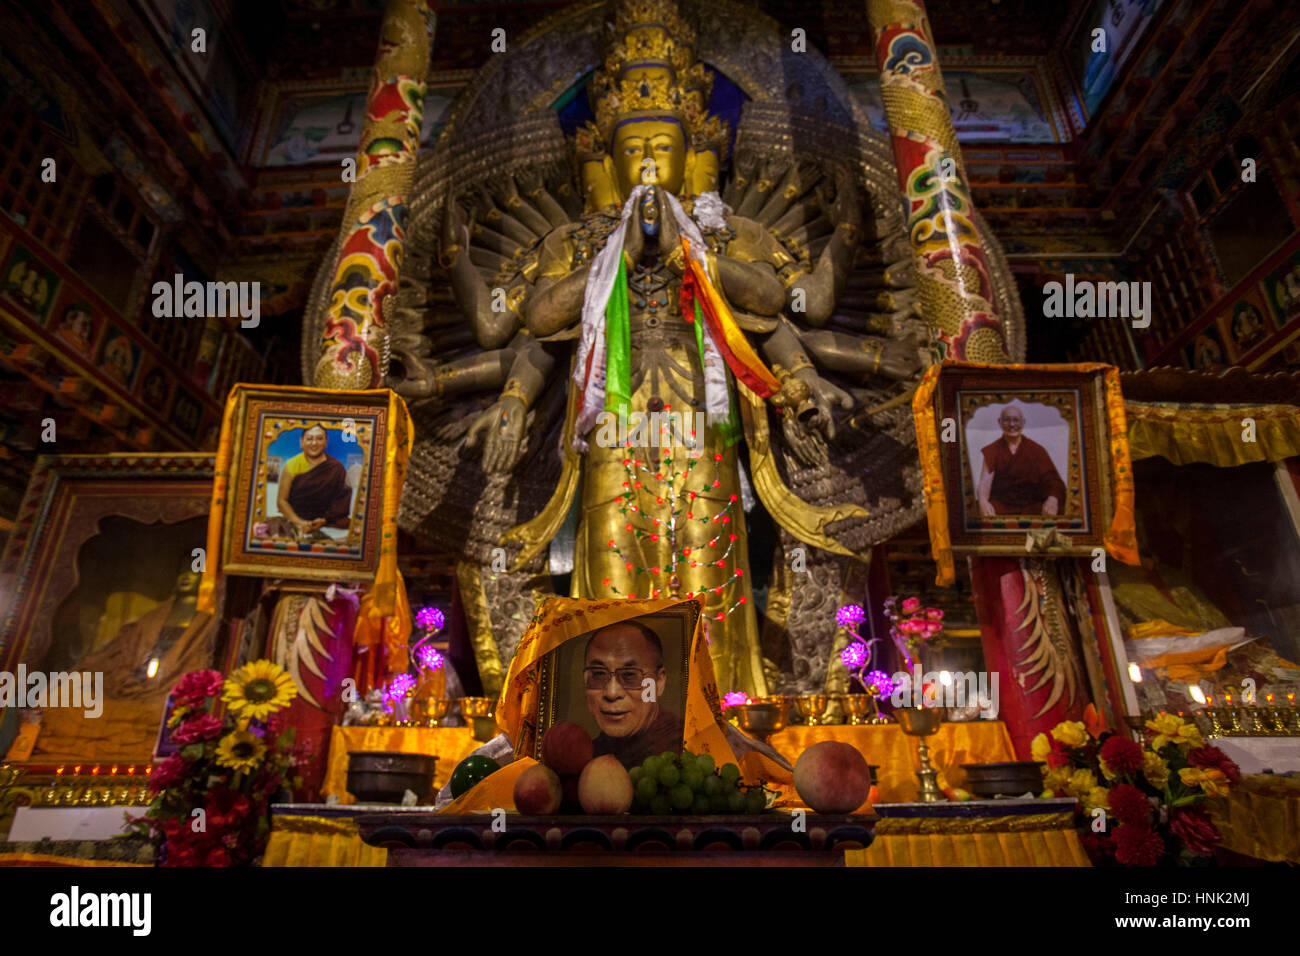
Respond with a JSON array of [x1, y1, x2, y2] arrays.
[[844, 798, 1090, 867], [322, 721, 1017, 807], [1210, 773, 1300, 863]]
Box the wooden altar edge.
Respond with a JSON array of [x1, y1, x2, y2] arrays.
[[351, 812, 874, 855]]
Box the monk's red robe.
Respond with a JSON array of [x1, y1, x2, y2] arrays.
[[288, 456, 353, 528], [981, 435, 1066, 515], [593, 708, 685, 769]]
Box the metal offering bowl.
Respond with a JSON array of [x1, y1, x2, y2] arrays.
[[459, 696, 496, 718], [416, 697, 451, 727], [893, 706, 947, 736], [793, 694, 829, 725], [733, 699, 788, 742]]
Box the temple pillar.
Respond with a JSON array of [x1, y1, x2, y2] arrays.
[[866, 0, 1010, 362], [313, 0, 436, 389]]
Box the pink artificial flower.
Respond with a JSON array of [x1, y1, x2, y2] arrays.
[[172, 669, 224, 706], [149, 754, 189, 792], [172, 713, 224, 744], [900, 618, 925, 634], [901, 597, 921, 613], [924, 607, 945, 621]]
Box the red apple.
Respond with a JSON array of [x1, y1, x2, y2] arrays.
[[540, 721, 594, 775], [512, 763, 563, 815], [793, 740, 871, 814], [578, 754, 634, 814]]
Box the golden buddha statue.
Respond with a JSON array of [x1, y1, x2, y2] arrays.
[[329, 0, 1024, 698]]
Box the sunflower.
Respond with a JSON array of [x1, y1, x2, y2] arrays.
[[222, 660, 297, 721], [214, 730, 266, 772]]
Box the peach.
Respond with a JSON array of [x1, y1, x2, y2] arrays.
[[512, 763, 563, 815], [540, 721, 594, 776], [577, 754, 634, 814], [793, 740, 871, 814]]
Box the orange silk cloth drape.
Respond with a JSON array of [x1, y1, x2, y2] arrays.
[[321, 725, 482, 803], [845, 812, 1091, 866], [1210, 773, 1300, 863], [766, 721, 1016, 808]]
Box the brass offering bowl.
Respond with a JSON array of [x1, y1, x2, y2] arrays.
[[459, 696, 498, 741], [793, 694, 829, 726], [415, 697, 451, 728], [842, 693, 889, 725], [733, 697, 789, 743], [893, 706, 948, 803]]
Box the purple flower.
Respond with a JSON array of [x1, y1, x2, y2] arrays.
[[721, 691, 748, 710], [416, 645, 445, 672], [840, 641, 868, 669], [864, 670, 894, 697], [385, 673, 417, 700], [836, 604, 867, 628], [415, 607, 445, 633]]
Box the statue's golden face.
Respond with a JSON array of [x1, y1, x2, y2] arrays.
[[611, 118, 687, 197]]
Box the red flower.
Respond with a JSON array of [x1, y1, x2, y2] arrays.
[[1108, 783, 1151, 826], [1099, 735, 1145, 776], [165, 844, 201, 867], [172, 669, 224, 706], [149, 755, 189, 792], [172, 713, 224, 744], [1188, 745, 1242, 784], [1114, 824, 1165, 866], [1168, 807, 1221, 857], [204, 847, 231, 867]]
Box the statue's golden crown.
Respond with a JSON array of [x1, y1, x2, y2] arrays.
[[586, 0, 726, 156]]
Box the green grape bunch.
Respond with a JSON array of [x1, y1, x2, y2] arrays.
[[628, 749, 771, 815]]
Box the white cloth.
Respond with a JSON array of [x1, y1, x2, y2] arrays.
[[572, 188, 734, 450]]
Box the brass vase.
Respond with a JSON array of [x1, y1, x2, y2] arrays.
[[893, 707, 948, 803]]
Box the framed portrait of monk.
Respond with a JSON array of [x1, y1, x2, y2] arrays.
[[220, 386, 392, 582], [533, 604, 697, 770], [930, 365, 1116, 556], [0, 454, 220, 765]]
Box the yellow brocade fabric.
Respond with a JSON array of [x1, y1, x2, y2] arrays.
[[354, 568, 412, 677], [322, 725, 483, 803], [198, 385, 413, 617], [767, 722, 1016, 807], [262, 815, 387, 867], [1126, 402, 1300, 466], [913, 362, 1138, 586], [845, 813, 1090, 866], [1210, 773, 1300, 863], [0, 853, 148, 867]]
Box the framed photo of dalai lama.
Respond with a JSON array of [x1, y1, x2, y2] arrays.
[[532, 604, 698, 770], [930, 366, 1115, 555], [220, 387, 391, 581]]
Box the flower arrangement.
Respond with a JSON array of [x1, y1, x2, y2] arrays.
[[883, 595, 944, 670], [134, 661, 301, 866], [1034, 707, 1240, 866], [382, 605, 448, 720]]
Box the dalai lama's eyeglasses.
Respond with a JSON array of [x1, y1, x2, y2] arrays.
[[583, 666, 651, 691]]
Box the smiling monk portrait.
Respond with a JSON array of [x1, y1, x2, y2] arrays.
[[275, 423, 353, 534], [583, 620, 684, 769]]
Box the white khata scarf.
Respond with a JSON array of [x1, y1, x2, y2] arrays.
[[572, 189, 732, 453]]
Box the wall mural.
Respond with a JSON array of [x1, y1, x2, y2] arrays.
[[845, 69, 1059, 143], [1069, 0, 1165, 121], [261, 85, 459, 168]]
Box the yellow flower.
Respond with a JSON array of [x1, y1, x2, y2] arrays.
[[1179, 767, 1230, 798], [1043, 766, 1072, 793], [1146, 712, 1203, 751], [166, 705, 191, 729], [1142, 751, 1169, 788], [1085, 786, 1110, 811], [1051, 721, 1089, 748], [214, 730, 266, 772], [1067, 769, 1098, 798], [222, 660, 297, 721], [1099, 758, 1117, 782], [1030, 733, 1052, 763]]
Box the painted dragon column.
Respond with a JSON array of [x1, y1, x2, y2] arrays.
[[867, 0, 1009, 363], [313, 0, 435, 390], [867, 0, 1092, 758]]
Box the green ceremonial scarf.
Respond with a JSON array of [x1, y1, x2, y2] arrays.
[[604, 257, 631, 418]]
